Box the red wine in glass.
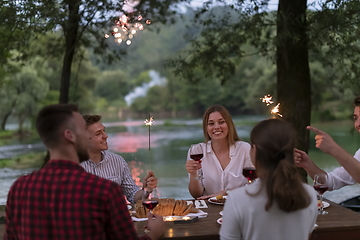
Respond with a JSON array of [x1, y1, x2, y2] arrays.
[[142, 200, 159, 210], [243, 167, 257, 183], [190, 153, 203, 161], [313, 185, 328, 195]]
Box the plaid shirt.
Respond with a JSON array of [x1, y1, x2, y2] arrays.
[[4, 160, 150, 240]]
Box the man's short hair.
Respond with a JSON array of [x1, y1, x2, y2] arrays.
[[36, 104, 79, 148], [354, 96, 360, 107], [83, 115, 102, 127]]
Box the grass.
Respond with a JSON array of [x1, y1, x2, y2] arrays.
[[0, 152, 45, 169]]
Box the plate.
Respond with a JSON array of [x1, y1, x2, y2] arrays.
[[217, 218, 222, 225], [127, 205, 132, 210], [219, 211, 223, 216], [208, 196, 227, 205], [318, 201, 330, 209]]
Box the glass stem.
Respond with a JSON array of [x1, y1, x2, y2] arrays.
[[319, 194, 323, 214]]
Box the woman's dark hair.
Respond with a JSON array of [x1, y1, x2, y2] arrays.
[[250, 118, 311, 212], [202, 105, 240, 145]]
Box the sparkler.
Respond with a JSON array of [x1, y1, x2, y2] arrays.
[[144, 115, 154, 169], [144, 115, 154, 151], [260, 94, 282, 118], [105, 11, 151, 45]]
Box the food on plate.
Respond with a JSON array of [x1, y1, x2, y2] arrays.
[[133, 198, 195, 218], [216, 195, 224, 200], [317, 200, 324, 208], [210, 197, 226, 204]]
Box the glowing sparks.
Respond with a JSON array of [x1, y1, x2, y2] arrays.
[[105, 11, 151, 45], [144, 116, 154, 126], [261, 94, 282, 117], [271, 103, 283, 117], [260, 94, 273, 106]]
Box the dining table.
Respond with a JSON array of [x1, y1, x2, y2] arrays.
[[132, 198, 360, 240]]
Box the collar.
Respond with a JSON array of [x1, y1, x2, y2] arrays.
[[206, 140, 236, 158], [44, 159, 85, 171]]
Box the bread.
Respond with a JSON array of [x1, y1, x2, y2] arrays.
[[134, 198, 195, 217]]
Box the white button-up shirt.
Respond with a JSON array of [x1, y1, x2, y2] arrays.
[[187, 141, 252, 195], [326, 148, 360, 191]]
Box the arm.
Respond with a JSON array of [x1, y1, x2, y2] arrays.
[[186, 159, 204, 198], [308, 126, 360, 183], [106, 182, 164, 240], [294, 148, 326, 179]]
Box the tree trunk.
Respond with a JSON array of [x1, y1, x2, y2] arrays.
[[276, 0, 311, 182], [59, 0, 81, 104]]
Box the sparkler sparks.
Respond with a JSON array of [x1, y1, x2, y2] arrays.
[[260, 94, 282, 117], [105, 11, 151, 45], [260, 94, 274, 106]]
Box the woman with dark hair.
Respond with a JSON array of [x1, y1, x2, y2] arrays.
[[185, 105, 252, 199], [220, 119, 317, 240]]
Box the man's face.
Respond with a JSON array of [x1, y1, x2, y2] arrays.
[[354, 106, 360, 134], [72, 112, 90, 162], [87, 121, 108, 152]]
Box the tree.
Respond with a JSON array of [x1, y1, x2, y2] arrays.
[[276, 0, 311, 153]]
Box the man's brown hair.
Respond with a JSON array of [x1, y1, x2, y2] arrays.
[[83, 115, 102, 128]]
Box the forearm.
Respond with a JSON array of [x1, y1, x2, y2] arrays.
[[330, 146, 360, 183], [303, 161, 327, 180], [188, 176, 204, 198]]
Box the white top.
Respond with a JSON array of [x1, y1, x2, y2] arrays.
[[187, 141, 252, 195], [326, 148, 360, 191], [80, 151, 140, 203], [220, 180, 318, 240]]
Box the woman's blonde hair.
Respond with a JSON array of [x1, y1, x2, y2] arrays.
[[250, 118, 311, 212], [202, 105, 240, 145]]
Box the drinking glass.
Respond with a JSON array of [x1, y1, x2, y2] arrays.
[[313, 173, 329, 215], [189, 144, 204, 180], [242, 158, 257, 184], [142, 188, 159, 214]]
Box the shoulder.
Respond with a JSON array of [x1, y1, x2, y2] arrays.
[[103, 151, 125, 161], [234, 141, 251, 150], [81, 170, 122, 192], [302, 183, 317, 198]]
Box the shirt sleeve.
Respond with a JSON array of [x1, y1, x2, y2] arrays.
[[326, 148, 360, 191], [118, 156, 140, 203], [105, 182, 150, 240]]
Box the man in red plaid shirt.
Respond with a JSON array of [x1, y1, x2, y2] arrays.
[[4, 104, 165, 240]]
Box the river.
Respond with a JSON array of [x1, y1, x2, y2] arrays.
[[1, 117, 360, 205]]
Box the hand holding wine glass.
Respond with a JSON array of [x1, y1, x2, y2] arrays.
[[142, 188, 159, 214], [189, 144, 204, 180], [313, 173, 329, 215]]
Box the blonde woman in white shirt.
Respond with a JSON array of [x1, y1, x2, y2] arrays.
[[185, 105, 252, 199]]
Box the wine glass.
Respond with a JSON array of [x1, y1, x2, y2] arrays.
[[242, 159, 257, 184], [189, 144, 204, 180], [142, 188, 159, 214], [313, 173, 329, 215]]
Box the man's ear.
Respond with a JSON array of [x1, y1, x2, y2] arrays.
[[64, 129, 76, 143]]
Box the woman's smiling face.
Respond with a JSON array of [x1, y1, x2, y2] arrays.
[[206, 111, 229, 141]]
